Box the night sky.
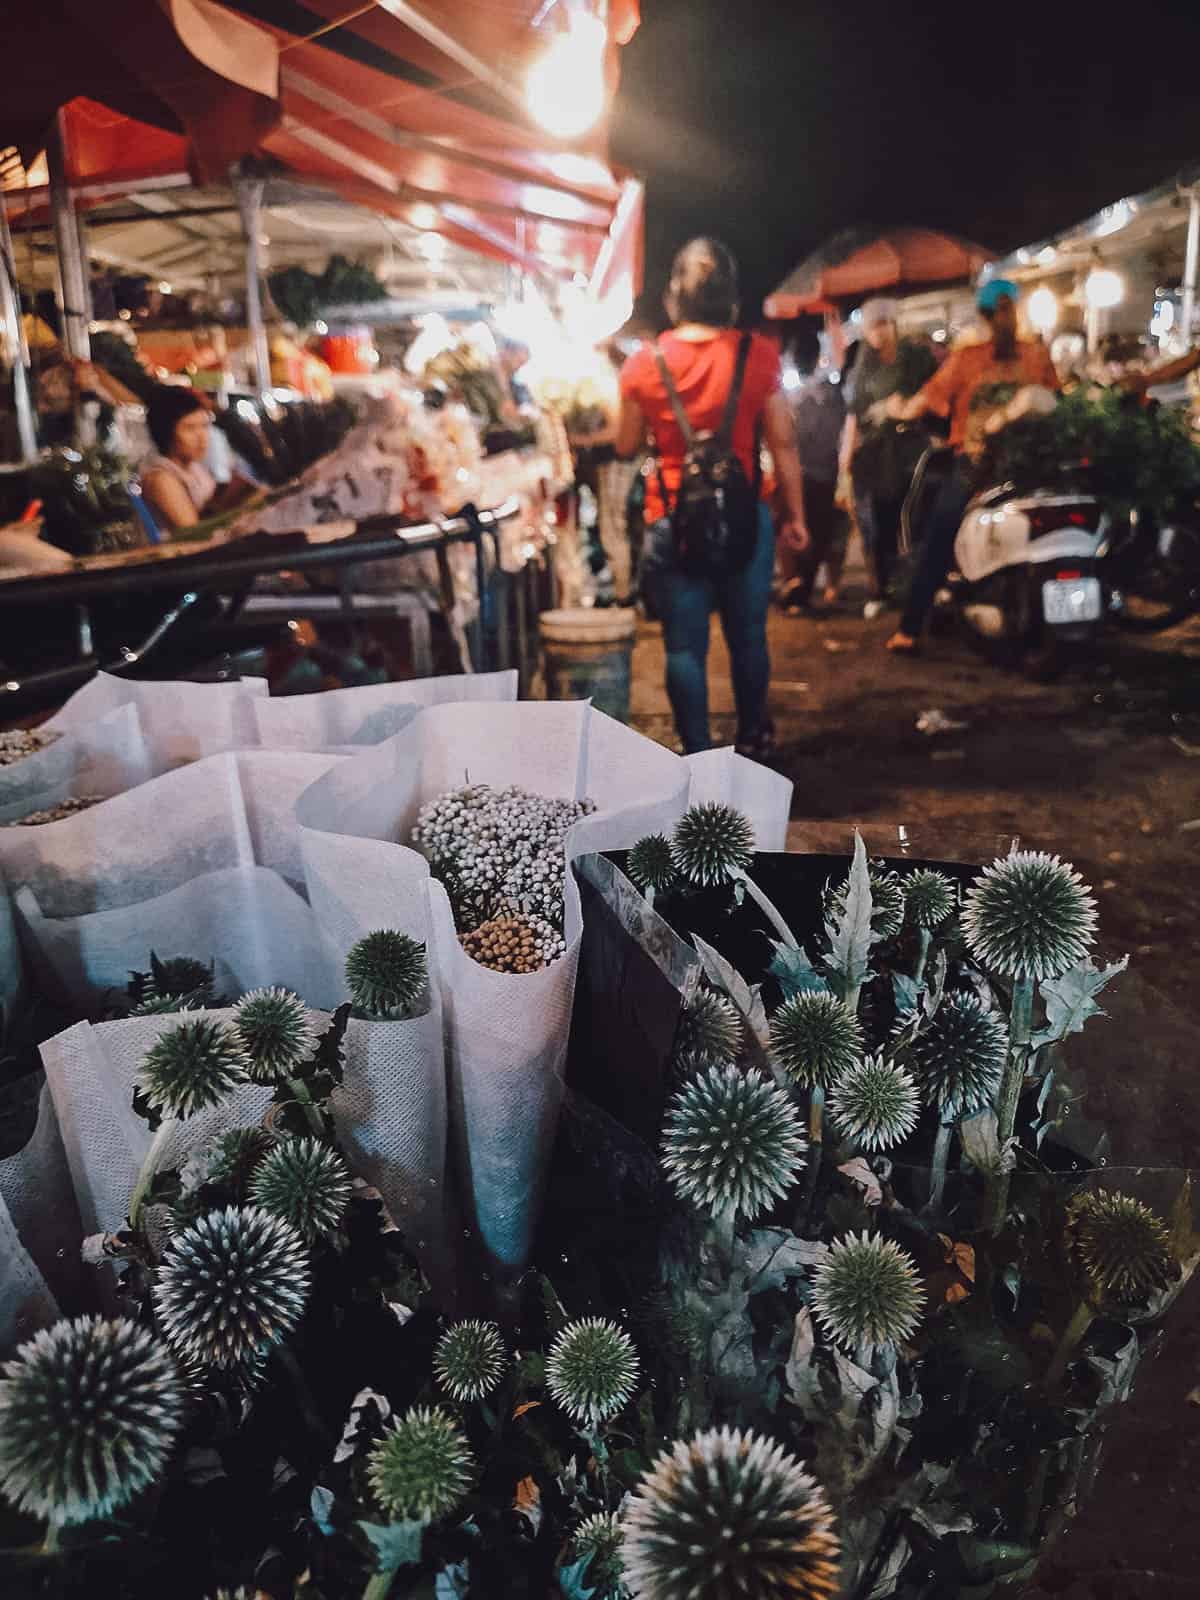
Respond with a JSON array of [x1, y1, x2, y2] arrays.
[[612, 0, 1200, 322]]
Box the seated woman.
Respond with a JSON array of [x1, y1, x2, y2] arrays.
[[140, 388, 255, 534]]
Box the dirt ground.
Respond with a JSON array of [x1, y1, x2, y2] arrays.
[[629, 553, 1200, 1599]]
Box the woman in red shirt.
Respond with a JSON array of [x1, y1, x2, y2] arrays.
[[616, 239, 809, 756]]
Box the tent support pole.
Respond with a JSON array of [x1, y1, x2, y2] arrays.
[[0, 197, 37, 461], [47, 110, 91, 362], [1182, 186, 1200, 349], [235, 175, 272, 395]]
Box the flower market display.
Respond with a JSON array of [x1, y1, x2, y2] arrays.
[[4, 672, 1186, 1597]]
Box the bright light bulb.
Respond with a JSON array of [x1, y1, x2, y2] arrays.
[[1085, 268, 1124, 310], [1027, 286, 1059, 334], [526, 13, 607, 139]]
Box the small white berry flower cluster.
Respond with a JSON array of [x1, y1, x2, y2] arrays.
[[413, 783, 596, 932]]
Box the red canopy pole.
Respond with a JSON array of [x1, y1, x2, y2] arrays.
[[48, 109, 91, 361]]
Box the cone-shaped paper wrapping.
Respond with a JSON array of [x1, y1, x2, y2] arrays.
[[1, 752, 345, 1010], [47, 671, 268, 775], [683, 748, 793, 851], [250, 670, 519, 753], [0, 704, 153, 826], [296, 702, 693, 1274], [37, 1003, 447, 1274], [0, 1087, 84, 1344]]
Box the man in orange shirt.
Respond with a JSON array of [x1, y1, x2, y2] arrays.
[[885, 280, 1059, 652]]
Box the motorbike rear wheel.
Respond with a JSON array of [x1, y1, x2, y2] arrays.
[[1111, 520, 1200, 634]]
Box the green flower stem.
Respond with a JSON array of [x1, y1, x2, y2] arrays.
[[1045, 1298, 1096, 1388], [913, 928, 932, 986], [733, 869, 799, 949], [711, 1203, 738, 1272], [128, 1117, 178, 1233], [286, 1075, 327, 1140], [983, 975, 1035, 1234], [362, 1569, 397, 1600], [927, 1120, 954, 1214], [40, 1524, 60, 1556], [274, 1343, 332, 1448], [644, 886, 656, 912], [801, 1086, 825, 1221]]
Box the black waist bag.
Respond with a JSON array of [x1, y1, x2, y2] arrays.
[[654, 333, 760, 580]]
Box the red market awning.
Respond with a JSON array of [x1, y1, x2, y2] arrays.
[[765, 226, 994, 318], [4, 1, 643, 296]]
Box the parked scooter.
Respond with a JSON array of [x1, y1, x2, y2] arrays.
[[902, 388, 1200, 679]]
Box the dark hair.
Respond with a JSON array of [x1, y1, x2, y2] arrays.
[[146, 386, 207, 455], [665, 237, 740, 327]]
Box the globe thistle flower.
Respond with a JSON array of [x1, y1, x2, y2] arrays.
[[153, 1205, 310, 1369], [903, 869, 957, 931], [247, 1137, 352, 1244], [962, 850, 1098, 982], [626, 833, 679, 895], [204, 1126, 276, 1193], [670, 803, 754, 888], [661, 1066, 806, 1222], [345, 929, 428, 1019], [769, 992, 863, 1090], [147, 956, 216, 1004], [827, 1055, 920, 1152], [433, 1320, 508, 1402], [911, 992, 1008, 1121], [233, 988, 319, 1082], [824, 867, 906, 942], [367, 1406, 474, 1523], [1067, 1190, 1176, 1305], [546, 1318, 639, 1427], [0, 1316, 185, 1526], [137, 1017, 251, 1121], [130, 992, 202, 1017], [622, 1426, 840, 1600], [674, 989, 742, 1071], [810, 1232, 925, 1354], [570, 1512, 626, 1595]]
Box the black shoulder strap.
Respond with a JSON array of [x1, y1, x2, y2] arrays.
[[717, 333, 753, 451], [652, 342, 698, 450]]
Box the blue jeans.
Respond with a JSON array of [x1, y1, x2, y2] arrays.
[[900, 461, 973, 636], [645, 503, 775, 754]]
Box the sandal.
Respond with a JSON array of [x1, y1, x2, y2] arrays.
[[885, 630, 920, 654]]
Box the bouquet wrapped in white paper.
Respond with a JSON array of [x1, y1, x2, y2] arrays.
[[248, 668, 517, 752], [0, 705, 153, 826], [47, 671, 268, 776]]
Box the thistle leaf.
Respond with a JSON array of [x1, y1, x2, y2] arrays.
[[826, 832, 873, 998], [1031, 956, 1129, 1049], [768, 940, 828, 999], [556, 1556, 599, 1600], [741, 1228, 829, 1295], [891, 973, 921, 1015], [358, 1519, 425, 1573], [692, 934, 770, 1048]]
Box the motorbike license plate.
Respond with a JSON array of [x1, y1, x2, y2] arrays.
[[1042, 576, 1101, 624]]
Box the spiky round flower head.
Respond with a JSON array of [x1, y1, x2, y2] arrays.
[[670, 803, 754, 888], [903, 868, 957, 931], [827, 1054, 920, 1152], [233, 988, 319, 1082], [1067, 1190, 1176, 1305], [433, 1320, 508, 1402], [153, 1205, 310, 1369], [627, 833, 679, 895], [367, 1406, 474, 1523], [137, 1016, 251, 1120], [769, 991, 863, 1090], [824, 866, 906, 943], [0, 1316, 185, 1526], [571, 1512, 627, 1596], [662, 1065, 806, 1222], [205, 1126, 276, 1193], [811, 1232, 925, 1353], [911, 992, 1007, 1121], [547, 1318, 640, 1427], [130, 992, 202, 1017], [622, 1426, 840, 1600], [962, 850, 1098, 982], [345, 929, 428, 1019], [247, 1137, 352, 1243], [674, 989, 742, 1070], [149, 957, 216, 1003]]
